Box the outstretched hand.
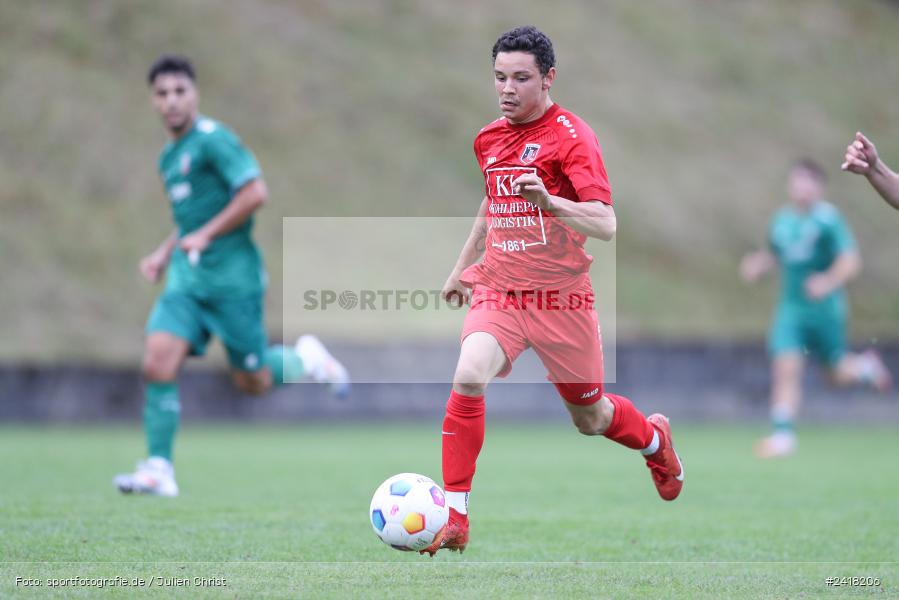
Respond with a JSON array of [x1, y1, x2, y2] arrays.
[[841, 131, 879, 175]]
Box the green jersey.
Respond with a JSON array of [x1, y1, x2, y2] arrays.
[[768, 200, 856, 311], [158, 116, 265, 298]]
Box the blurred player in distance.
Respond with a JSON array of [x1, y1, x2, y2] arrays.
[[114, 55, 349, 497], [423, 26, 684, 557], [842, 132, 899, 209], [740, 159, 891, 459]]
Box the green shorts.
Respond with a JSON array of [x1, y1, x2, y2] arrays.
[[767, 304, 846, 366], [146, 291, 268, 371]]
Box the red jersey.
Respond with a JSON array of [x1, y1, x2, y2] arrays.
[[460, 103, 612, 293]]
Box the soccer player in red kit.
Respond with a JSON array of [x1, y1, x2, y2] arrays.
[[422, 26, 684, 556]]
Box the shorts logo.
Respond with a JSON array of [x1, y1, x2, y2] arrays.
[[244, 354, 259, 370], [180, 153, 192, 175], [487, 156, 498, 165], [580, 387, 600, 400], [520, 143, 541, 164]]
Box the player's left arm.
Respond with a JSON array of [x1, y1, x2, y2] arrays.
[[805, 249, 861, 299], [547, 195, 616, 241], [179, 178, 268, 254], [512, 174, 616, 241], [180, 127, 267, 255], [514, 122, 616, 240]]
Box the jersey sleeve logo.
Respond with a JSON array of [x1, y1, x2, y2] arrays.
[[197, 119, 217, 134], [520, 143, 541, 164], [556, 115, 578, 138]]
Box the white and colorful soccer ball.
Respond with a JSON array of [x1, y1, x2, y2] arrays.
[[369, 473, 448, 552]]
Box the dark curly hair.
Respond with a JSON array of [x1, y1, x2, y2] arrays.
[[147, 54, 196, 85], [492, 26, 556, 76]]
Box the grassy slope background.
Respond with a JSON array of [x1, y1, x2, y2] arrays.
[[2, 0, 899, 363]]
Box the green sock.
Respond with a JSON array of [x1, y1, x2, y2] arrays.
[[144, 381, 180, 461], [264, 344, 305, 385]]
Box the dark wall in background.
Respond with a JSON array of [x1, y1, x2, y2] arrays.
[[2, 343, 897, 424]]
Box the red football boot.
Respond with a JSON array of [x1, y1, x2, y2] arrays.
[[420, 508, 469, 556], [644, 414, 684, 501]]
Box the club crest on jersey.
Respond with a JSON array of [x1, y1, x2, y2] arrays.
[[179, 153, 192, 175], [520, 143, 541, 164]]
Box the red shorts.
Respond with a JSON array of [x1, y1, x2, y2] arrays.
[[460, 277, 604, 405]]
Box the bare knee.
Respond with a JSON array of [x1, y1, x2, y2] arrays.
[[569, 397, 614, 436], [772, 354, 803, 382], [825, 369, 844, 386], [232, 370, 272, 396], [142, 334, 188, 382], [452, 364, 488, 397], [142, 349, 179, 382], [826, 356, 855, 387], [452, 332, 506, 397], [572, 413, 604, 436]]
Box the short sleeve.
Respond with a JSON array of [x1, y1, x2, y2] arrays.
[[560, 130, 612, 204], [473, 133, 488, 196], [767, 215, 777, 254], [827, 211, 857, 254], [203, 127, 261, 194]]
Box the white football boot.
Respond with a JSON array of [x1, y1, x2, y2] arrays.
[[114, 456, 179, 497], [754, 431, 797, 459], [295, 334, 351, 398]]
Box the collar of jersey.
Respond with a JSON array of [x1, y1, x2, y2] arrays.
[[167, 115, 205, 150], [504, 102, 561, 130]]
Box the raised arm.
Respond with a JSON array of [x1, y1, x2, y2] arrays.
[[842, 132, 899, 211]]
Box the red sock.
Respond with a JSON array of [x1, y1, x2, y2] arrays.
[[603, 393, 655, 450], [441, 390, 485, 493]]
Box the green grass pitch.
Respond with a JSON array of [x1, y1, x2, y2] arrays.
[[1, 423, 896, 598]]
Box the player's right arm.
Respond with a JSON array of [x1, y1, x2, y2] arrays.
[[441, 196, 488, 306], [740, 249, 776, 284], [842, 132, 899, 210], [140, 230, 178, 283]]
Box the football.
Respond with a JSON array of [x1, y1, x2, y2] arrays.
[[369, 473, 448, 552]]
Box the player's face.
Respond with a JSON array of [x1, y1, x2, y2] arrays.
[[494, 52, 555, 124], [788, 168, 823, 209], [151, 73, 198, 136]]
